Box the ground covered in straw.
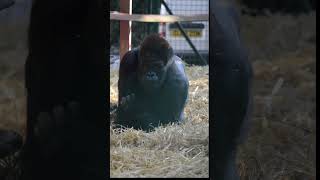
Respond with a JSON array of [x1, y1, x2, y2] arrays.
[[110, 66, 209, 178], [237, 12, 316, 180], [110, 13, 316, 179]]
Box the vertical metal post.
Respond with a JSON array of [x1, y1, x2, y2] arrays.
[[119, 0, 132, 60]]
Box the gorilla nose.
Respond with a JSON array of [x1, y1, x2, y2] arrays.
[[146, 71, 158, 81]]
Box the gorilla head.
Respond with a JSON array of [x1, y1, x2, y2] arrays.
[[137, 34, 174, 92]]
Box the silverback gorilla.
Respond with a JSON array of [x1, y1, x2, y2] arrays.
[[115, 34, 189, 132], [210, 0, 253, 180], [21, 0, 107, 180]]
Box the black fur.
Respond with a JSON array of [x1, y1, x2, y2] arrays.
[[115, 34, 189, 132]]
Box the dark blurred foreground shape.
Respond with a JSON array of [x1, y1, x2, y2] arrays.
[[0, 0, 19, 166], [210, 0, 253, 179], [0, 0, 14, 11], [240, 0, 316, 15], [0, 1, 22, 179], [18, 0, 108, 180], [0, 129, 22, 159]]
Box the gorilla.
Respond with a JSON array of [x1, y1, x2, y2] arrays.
[[115, 34, 189, 132], [21, 0, 108, 179], [210, 0, 253, 180], [0, 0, 14, 11]]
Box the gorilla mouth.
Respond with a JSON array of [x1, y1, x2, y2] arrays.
[[142, 81, 161, 91], [145, 81, 160, 88]]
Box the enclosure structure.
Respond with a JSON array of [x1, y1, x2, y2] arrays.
[[110, 0, 209, 65]]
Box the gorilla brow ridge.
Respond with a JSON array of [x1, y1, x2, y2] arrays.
[[139, 34, 173, 63]]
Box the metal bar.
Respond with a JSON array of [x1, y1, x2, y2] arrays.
[[161, 0, 207, 65], [110, 12, 209, 22], [119, 0, 132, 60]]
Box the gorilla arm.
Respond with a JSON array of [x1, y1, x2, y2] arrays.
[[116, 50, 143, 128], [117, 49, 139, 108], [160, 59, 189, 123]]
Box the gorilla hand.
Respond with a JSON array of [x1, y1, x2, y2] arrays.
[[134, 112, 159, 132], [119, 93, 135, 111]]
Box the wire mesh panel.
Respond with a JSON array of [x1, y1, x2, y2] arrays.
[[159, 0, 209, 64], [110, 0, 209, 66]]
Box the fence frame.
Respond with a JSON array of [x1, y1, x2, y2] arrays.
[[111, 0, 208, 62]]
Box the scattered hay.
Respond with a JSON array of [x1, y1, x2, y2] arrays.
[[110, 65, 209, 178], [238, 13, 316, 180]]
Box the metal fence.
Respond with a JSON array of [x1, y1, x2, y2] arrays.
[[110, 0, 209, 66]]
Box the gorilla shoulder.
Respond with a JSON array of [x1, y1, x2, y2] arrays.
[[166, 55, 189, 86]]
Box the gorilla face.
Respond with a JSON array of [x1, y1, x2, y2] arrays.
[[138, 53, 167, 92], [137, 34, 174, 93]]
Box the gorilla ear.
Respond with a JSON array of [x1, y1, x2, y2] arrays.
[[167, 47, 174, 61]]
